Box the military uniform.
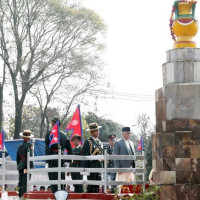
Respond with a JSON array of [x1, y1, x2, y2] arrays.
[[81, 137, 103, 193], [107, 144, 116, 193], [70, 145, 83, 193], [45, 130, 72, 193], [16, 130, 34, 198]]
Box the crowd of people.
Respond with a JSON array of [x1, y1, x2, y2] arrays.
[[16, 116, 136, 198]]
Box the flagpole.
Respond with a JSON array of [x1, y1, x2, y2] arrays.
[[1, 130, 5, 193], [78, 105, 83, 145], [58, 122, 61, 190]]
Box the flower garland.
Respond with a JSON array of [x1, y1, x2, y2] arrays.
[[169, 5, 176, 42]]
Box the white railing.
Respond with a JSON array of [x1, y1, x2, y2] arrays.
[[26, 149, 146, 194], [0, 149, 146, 194]]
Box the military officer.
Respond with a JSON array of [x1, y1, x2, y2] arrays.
[[81, 122, 103, 193], [107, 134, 116, 193], [45, 116, 72, 193], [70, 134, 83, 193], [16, 130, 34, 198]]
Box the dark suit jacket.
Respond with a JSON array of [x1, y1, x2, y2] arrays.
[[16, 141, 33, 170], [114, 138, 136, 168]]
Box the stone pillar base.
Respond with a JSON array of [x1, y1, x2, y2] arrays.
[[153, 127, 200, 200], [160, 185, 200, 200]]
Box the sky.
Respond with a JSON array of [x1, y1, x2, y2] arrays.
[[2, 0, 200, 131], [81, 0, 194, 127]]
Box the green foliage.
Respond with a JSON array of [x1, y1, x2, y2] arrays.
[[145, 133, 153, 182], [85, 112, 123, 142], [134, 113, 154, 149], [133, 113, 155, 181], [6, 105, 60, 139]]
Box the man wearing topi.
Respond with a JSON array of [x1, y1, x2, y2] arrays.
[[114, 127, 136, 182]]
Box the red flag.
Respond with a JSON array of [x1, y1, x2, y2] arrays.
[[66, 105, 83, 148], [137, 136, 143, 151], [0, 130, 4, 150], [49, 121, 60, 148]]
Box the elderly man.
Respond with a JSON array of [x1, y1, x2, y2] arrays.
[[16, 130, 34, 198], [81, 122, 103, 193], [114, 127, 136, 182]]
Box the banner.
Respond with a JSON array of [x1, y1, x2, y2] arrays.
[[137, 136, 143, 151], [66, 105, 83, 148], [49, 121, 60, 148], [0, 130, 4, 150]]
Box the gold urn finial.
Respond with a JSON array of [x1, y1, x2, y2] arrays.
[[170, 0, 198, 48], [178, 2, 193, 15]]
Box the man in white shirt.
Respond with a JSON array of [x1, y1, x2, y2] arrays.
[[114, 127, 136, 182]]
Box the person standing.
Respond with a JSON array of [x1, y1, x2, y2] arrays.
[[114, 127, 136, 182], [107, 134, 116, 193], [70, 134, 83, 193], [16, 130, 34, 198], [81, 122, 103, 193], [45, 116, 72, 194]]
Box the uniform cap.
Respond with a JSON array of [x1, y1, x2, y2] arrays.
[[86, 122, 102, 131], [52, 116, 60, 123], [19, 130, 34, 138], [71, 134, 82, 142], [108, 134, 116, 140]]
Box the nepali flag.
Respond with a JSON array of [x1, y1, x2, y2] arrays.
[[49, 121, 60, 148], [0, 130, 4, 150], [66, 105, 83, 148], [137, 136, 143, 151]]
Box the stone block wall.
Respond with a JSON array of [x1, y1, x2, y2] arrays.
[[153, 48, 200, 200]]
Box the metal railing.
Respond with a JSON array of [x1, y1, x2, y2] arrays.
[[26, 149, 146, 194], [0, 149, 146, 194]]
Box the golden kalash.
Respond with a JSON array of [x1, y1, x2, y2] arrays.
[[170, 0, 198, 48]]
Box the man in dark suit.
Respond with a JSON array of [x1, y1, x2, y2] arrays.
[[114, 127, 136, 182], [45, 116, 72, 193], [70, 134, 83, 193], [16, 130, 34, 198], [81, 122, 103, 193]]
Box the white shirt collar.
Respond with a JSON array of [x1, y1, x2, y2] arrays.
[[123, 137, 130, 149]]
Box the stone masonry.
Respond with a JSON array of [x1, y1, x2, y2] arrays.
[[153, 48, 200, 200]]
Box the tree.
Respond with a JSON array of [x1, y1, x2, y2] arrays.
[[85, 112, 123, 142], [133, 113, 155, 181], [134, 113, 154, 149], [0, 0, 106, 138], [0, 64, 5, 131], [30, 63, 103, 138], [6, 105, 60, 138], [145, 132, 153, 181]]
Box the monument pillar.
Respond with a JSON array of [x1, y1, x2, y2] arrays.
[[153, 48, 200, 199], [153, 1, 200, 199]]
